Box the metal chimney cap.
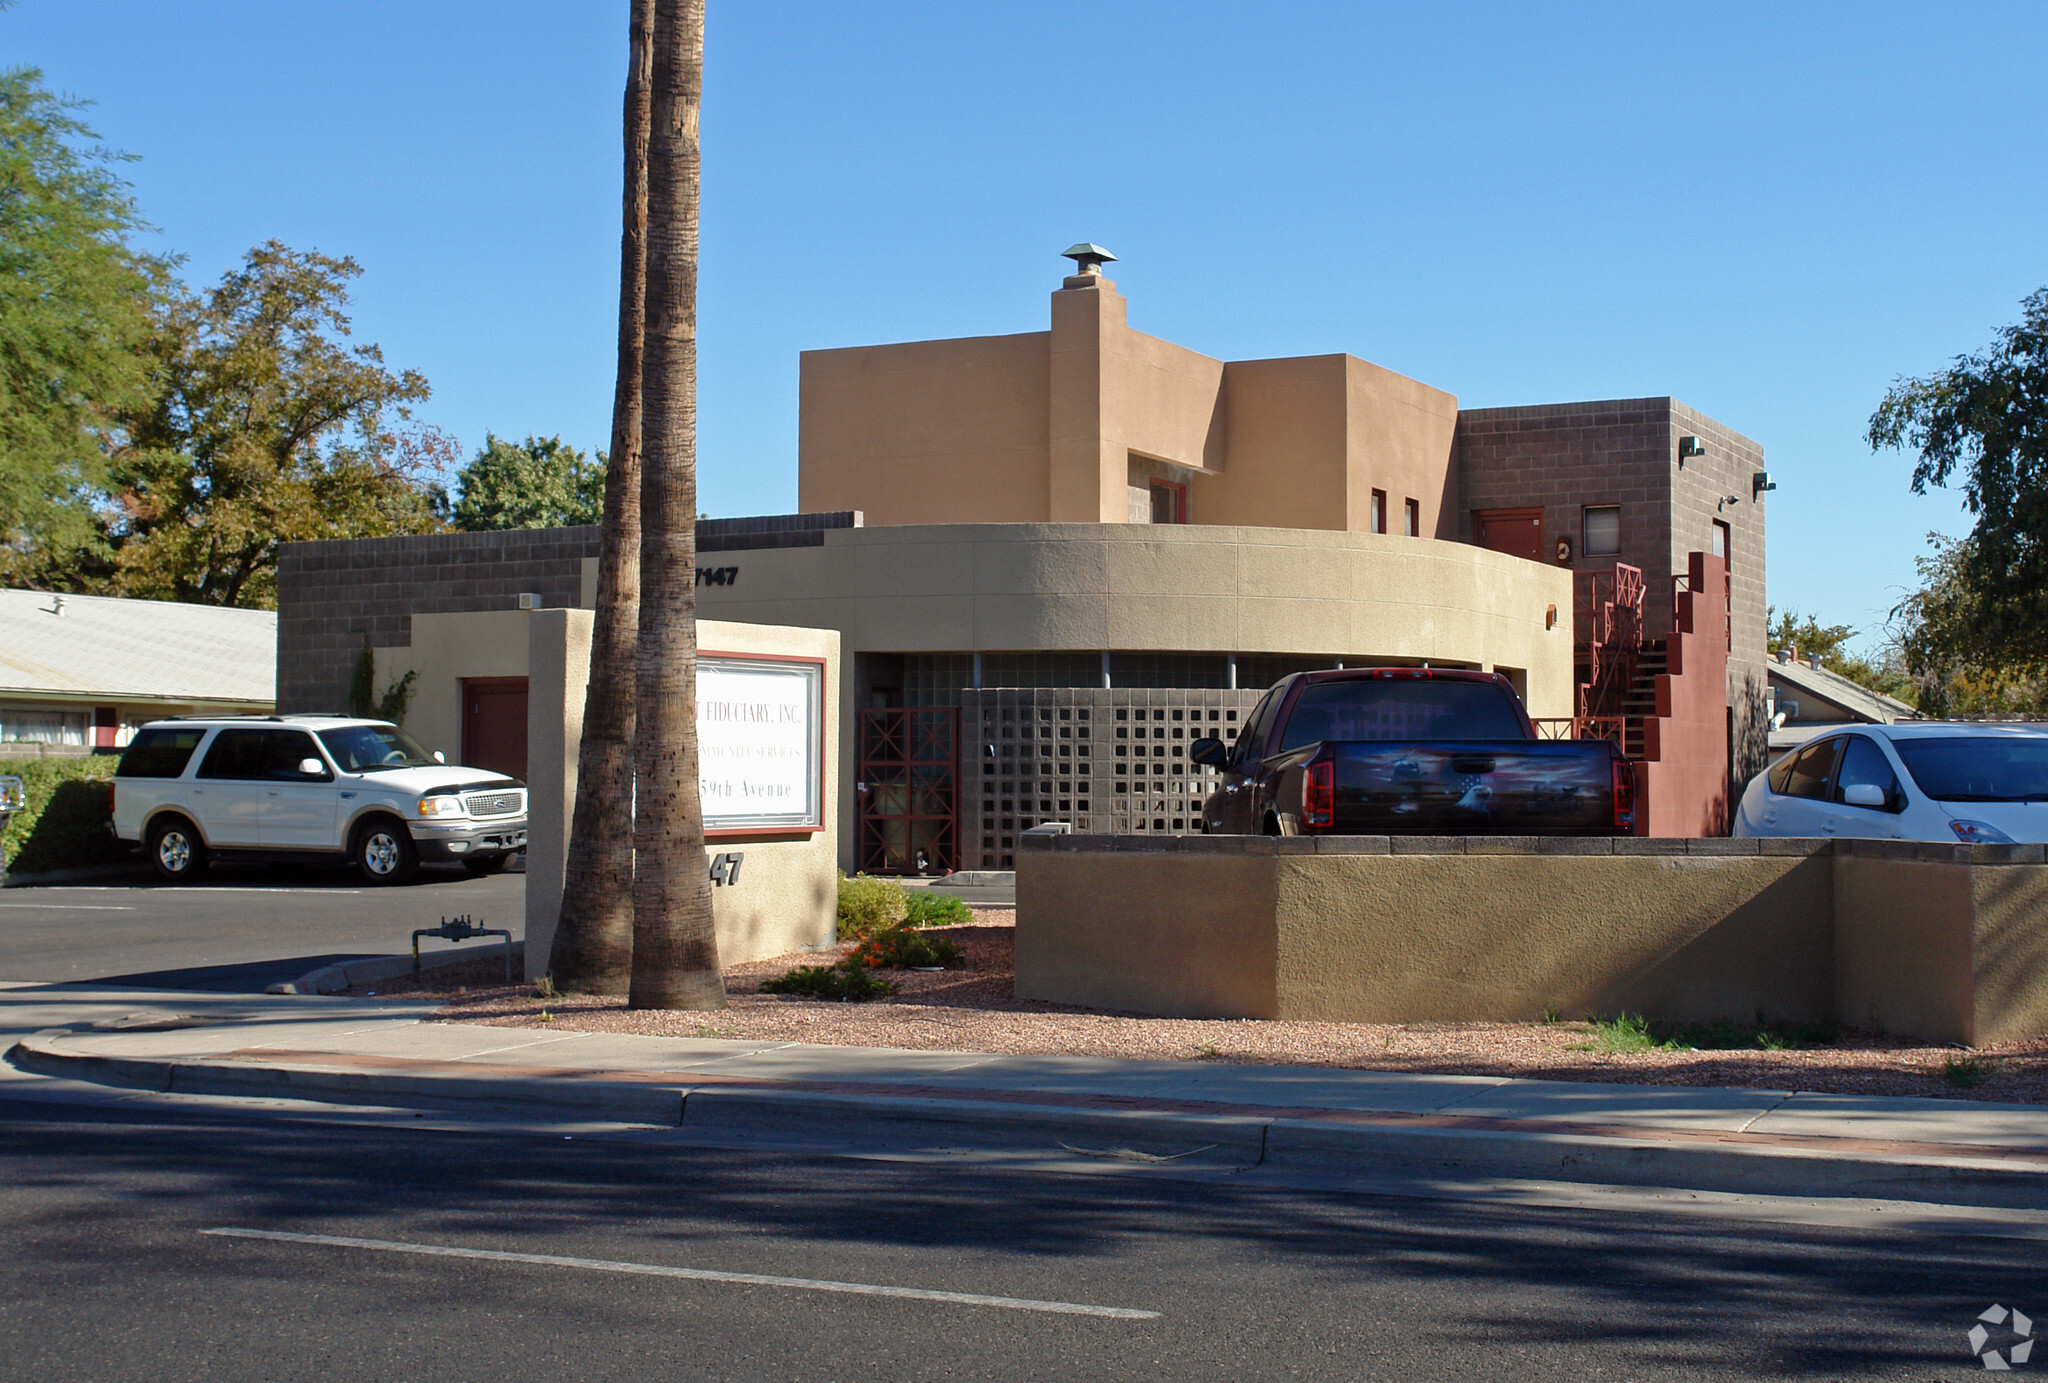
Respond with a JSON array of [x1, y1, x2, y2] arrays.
[[1060, 243, 1117, 273]]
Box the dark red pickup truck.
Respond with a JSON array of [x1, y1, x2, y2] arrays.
[[1192, 668, 1636, 837]]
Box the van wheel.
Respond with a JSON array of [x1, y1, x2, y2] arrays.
[[148, 817, 208, 883], [353, 818, 419, 885]]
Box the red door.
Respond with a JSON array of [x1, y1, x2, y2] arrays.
[[1475, 508, 1545, 562], [461, 677, 529, 781]]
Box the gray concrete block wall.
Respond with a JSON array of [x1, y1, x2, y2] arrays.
[[276, 513, 860, 715]]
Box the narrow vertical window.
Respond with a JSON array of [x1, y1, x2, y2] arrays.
[[1370, 489, 1387, 534], [1148, 479, 1186, 524], [1403, 498, 1419, 537]]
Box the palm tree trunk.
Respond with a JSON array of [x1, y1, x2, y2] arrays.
[[630, 0, 721, 1010], [548, 0, 654, 994]]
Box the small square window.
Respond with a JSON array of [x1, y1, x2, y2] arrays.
[[1582, 505, 1621, 557]]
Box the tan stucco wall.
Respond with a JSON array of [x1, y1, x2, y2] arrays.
[[380, 607, 840, 978], [669, 522, 1573, 869], [798, 275, 1458, 536], [1271, 853, 1834, 1025], [1017, 840, 2048, 1045], [801, 332, 1052, 524], [374, 609, 532, 763], [521, 613, 841, 978]]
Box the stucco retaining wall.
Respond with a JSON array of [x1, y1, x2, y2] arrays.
[[1016, 835, 2048, 1045]]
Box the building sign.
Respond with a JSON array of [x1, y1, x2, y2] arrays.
[[698, 655, 824, 833]]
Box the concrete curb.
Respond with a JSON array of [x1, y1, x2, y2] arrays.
[[3, 861, 152, 888], [11, 1032, 2048, 1207], [7, 1031, 677, 1124], [264, 941, 524, 996]]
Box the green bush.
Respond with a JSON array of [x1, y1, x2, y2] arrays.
[[902, 891, 972, 929], [759, 962, 897, 1002], [836, 872, 908, 939], [851, 926, 963, 969], [1, 757, 124, 875]]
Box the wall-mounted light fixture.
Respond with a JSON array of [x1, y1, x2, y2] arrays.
[[1753, 470, 1777, 499], [1678, 435, 1706, 465]]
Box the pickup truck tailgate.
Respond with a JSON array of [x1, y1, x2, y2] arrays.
[[1311, 739, 1624, 835]]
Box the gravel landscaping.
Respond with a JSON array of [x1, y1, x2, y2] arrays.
[[366, 909, 2048, 1105]]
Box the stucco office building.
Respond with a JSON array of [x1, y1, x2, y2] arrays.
[[277, 252, 1770, 868]]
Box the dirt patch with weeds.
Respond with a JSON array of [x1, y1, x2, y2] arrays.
[[358, 910, 2048, 1105]]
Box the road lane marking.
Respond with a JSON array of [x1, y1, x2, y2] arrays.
[[201, 1228, 1159, 1319], [0, 904, 137, 911]]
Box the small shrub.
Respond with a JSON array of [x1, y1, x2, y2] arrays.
[[836, 873, 908, 939], [901, 890, 972, 929], [1943, 1054, 1999, 1089], [1, 757, 122, 875], [1539, 1005, 1562, 1024], [851, 926, 963, 970], [760, 963, 897, 1002], [1582, 1012, 1657, 1054]]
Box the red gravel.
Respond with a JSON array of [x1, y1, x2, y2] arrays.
[[359, 910, 2048, 1105]]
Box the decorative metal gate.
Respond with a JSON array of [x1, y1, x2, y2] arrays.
[[856, 707, 958, 875]]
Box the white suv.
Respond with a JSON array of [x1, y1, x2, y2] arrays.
[[113, 715, 528, 885]]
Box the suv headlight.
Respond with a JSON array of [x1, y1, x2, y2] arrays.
[[418, 795, 465, 818]]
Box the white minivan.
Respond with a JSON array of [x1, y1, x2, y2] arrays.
[[113, 715, 528, 884], [1733, 722, 2048, 844]]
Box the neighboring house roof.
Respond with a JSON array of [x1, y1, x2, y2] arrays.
[[0, 589, 275, 705], [1767, 658, 1917, 726]]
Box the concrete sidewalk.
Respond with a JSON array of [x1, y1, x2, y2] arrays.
[[8, 982, 2048, 1209]]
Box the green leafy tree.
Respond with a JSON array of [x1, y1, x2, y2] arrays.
[[0, 66, 173, 577], [1869, 287, 2048, 671], [1765, 606, 1912, 701], [443, 433, 606, 531], [1891, 535, 2048, 717], [93, 241, 450, 607]]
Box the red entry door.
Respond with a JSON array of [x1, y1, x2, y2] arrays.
[[1475, 508, 1546, 562], [461, 677, 529, 782]]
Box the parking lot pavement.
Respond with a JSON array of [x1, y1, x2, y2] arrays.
[[0, 862, 524, 992]]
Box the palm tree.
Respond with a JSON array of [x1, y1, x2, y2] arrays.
[[549, 0, 653, 994], [630, 0, 722, 1010]]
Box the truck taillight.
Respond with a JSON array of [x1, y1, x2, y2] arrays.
[[1613, 759, 1636, 832], [1304, 760, 1334, 829]]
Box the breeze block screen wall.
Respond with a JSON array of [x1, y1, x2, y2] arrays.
[[962, 687, 1264, 867]]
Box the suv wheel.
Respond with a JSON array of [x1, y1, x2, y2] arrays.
[[353, 818, 419, 885], [148, 817, 208, 883]]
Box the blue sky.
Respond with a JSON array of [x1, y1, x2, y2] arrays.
[[9, 2, 2045, 654]]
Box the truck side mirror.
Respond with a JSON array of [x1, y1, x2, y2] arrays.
[[1189, 736, 1227, 767]]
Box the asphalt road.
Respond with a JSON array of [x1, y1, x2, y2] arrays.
[[0, 863, 523, 990], [0, 1091, 2036, 1381]]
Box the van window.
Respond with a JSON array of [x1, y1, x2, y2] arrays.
[[115, 727, 207, 779]]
